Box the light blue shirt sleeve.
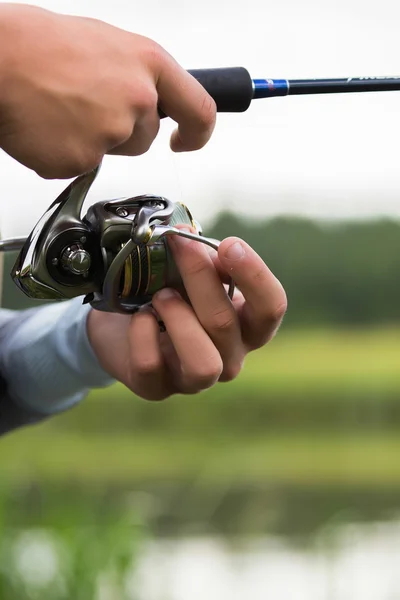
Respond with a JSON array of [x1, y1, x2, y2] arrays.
[[0, 298, 115, 417]]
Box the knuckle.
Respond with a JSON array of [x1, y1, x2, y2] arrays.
[[251, 265, 270, 288], [184, 94, 216, 151], [273, 297, 288, 323], [269, 283, 288, 323], [252, 301, 287, 349], [198, 93, 217, 131], [104, 117, 133, 148], [183, 358, 223, 392], [207, 306, 236, 333], [131, 126, 160, 156], [243, 284, 287, 351], [219, 359, 244, 383], [133, 85, 159, 116], [142, 38, 167, 69], [135, 356, 163, 378], [206, 363, 224, 384], [35, 151, 102, 179], [184, 254, 210, 277], [252, 270, 287, 325]]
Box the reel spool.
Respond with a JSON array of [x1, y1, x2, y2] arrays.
[[118, 204, 196, 304]]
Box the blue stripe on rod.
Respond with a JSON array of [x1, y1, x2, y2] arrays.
[[253, 79, 289, 98]]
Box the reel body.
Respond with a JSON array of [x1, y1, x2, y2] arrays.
[[9, 166, 234, 313]]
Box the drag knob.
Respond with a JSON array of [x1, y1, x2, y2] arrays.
[[61, 244, 91, 276]]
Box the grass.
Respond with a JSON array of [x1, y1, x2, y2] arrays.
[[208, 325, 400, 400], [96, 324, 400, 400], [42, 325, 400, 438], [2, 429, 400, 489], [2, 326, 400, 489]]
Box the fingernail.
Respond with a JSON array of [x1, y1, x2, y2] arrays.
[[155, 287, 180, 301], [224, 240, 245, 261]]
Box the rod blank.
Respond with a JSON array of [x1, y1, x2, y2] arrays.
[[254, 77, 400, 99], [0, 238, 26, 252], [179, 69, 400, 114]]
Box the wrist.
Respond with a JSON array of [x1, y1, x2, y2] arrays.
[[86, 307, 132, 386], [86, 308, 114, 376], [59, 301, 116, 390]]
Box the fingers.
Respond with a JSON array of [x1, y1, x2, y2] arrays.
[[151, 288, 223, 393], [218, 237, 288, 350], [127, 309, 175, 401], [167, 229, 245, 382], [152, 46, 216, 152], [107, 49, 216, 156]]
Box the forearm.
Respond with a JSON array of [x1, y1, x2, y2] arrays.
[[0, 298, 114, 434]]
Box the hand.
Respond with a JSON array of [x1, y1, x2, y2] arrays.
[[0, 4, 216, 179], [86, 232, 287, 400]]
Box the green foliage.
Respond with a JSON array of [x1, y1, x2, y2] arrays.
[[208, 214, 400, 326], [0, 487, 144, 600]]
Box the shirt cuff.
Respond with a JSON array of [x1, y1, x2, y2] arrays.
[[0, 298, 114, 415]]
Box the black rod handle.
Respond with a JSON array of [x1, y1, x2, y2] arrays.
[[158, 67, 253, 118]]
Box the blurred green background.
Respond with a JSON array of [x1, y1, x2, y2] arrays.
[[2, 214, 400, 599]]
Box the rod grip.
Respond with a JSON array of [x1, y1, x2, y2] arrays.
[[159, 67, 253, 118]]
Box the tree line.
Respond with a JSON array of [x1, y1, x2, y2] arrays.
[[208, 213, 400, 326]]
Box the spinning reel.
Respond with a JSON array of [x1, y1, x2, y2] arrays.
[[3, 165, 234, 313]]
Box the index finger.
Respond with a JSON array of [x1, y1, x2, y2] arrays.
[[154, 49, 217, 151], [218, 237, 288, 350]]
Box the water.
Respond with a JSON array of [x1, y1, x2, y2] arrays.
[[131, 522, 400, 600], [13, 520, 400, 600]]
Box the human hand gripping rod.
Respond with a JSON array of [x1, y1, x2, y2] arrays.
[[1, 67, 400, 314]]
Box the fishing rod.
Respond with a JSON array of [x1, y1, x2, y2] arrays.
[[1, 67, 400, 313], [160, 68, 400, 115]]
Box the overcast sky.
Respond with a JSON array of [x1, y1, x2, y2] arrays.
[[1, 0, 400, 236]]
